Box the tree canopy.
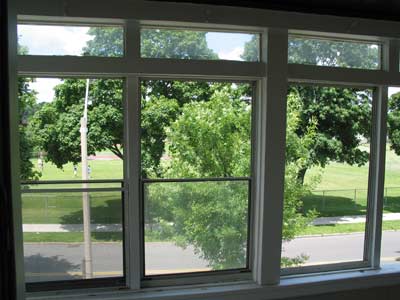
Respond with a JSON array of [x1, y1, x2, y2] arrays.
[[388, 92, 400, 156], [18, 46, 40, 180], [144, 85, 315, 268]]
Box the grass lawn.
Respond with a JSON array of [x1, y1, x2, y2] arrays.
[[301, 144, 400, 217], [21, 146, 400, 241], [23, 220, 400, 243], [22, 191, 123, 224], [22, 155, 124, 225], [30, 156, 123, 181], [23, 232, 123, 243], [300, 220, 400, 236]]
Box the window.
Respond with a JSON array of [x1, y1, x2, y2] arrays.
[[382, 86, 400, 266], [141, 80, 253, 277], [281, 85, 372, 272], [18, 24, 124, 57], [8, 3, 400, 299], [288, 35, 381, 69], [140, 28, 260, 61], [18, 77, 125, 286]]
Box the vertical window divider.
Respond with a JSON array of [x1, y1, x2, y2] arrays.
[[7, 4, 26, 299], [124, 19, 142, 289], [366, 86, 388, 268], [124, 76, 142, 289], [125, 19, 140, 72], [253, 28, 288, 285], [385, 39, 400, 73]]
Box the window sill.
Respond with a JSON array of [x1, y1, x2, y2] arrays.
[[27, 265, 400, 300]]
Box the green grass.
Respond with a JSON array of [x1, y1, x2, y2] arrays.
[[30, 155, 123, 181], [23, 220, 400, 242], [23, 232, 123, 243], [22, 191, 123, 224], [21, 145, 400, 241], [301, 144, 400, 217], [23, 232, 172, 243], [300, 220, 400, 236]]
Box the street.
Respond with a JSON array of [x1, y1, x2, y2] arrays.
[[24, 231, 400, 282]]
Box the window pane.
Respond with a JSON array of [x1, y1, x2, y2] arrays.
[[281, 85, 372, 270], [141, 28, 259, 61], [19, 77, 124, 283], [382, 87, 400, 266], [144, 180, 249, 275], [23, 189, 123, 282], [18, 25, 124, 57], [288, 35, 381, 69], [141, 80, 253, 276]]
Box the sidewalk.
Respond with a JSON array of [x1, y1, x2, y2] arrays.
[[311, 212, 400, 225], [23, 213, 400, 232]]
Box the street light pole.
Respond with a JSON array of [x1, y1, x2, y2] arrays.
[[80, 79, 93, 278]]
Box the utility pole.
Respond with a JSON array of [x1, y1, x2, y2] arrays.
[[80, 79, 92, 278]]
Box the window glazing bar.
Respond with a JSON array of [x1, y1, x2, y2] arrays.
[[365, 86, 388, 268], [124, 76, 141, 289], [253, 28, 288, 285]]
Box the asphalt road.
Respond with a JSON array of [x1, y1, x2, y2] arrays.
[[24, 231, 400, 282]]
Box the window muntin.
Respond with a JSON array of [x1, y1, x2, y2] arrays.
[[140, 28, 260, 61], [288, 35, 381, 69], [17, 24, 124, 57], [18, 77, 125, 285], [141, 80, 253, 276], [281, 85, 373, 271]]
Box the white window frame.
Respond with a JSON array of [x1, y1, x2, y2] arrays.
[[8, 0, 400, 299]]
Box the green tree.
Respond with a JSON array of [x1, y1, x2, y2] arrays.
[[388, 92, 400, 155], [241, 36, 374, 183], [290, 86, 371, 183], [19, 76, 40, 180], [31, 28, 218, 176], [17, 45, 40, 180], [150, 86, 315, 268], [30, 78, 123, 168]]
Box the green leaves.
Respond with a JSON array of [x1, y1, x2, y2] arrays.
[[30, 79, 124, 167], [388, 92, 400, 156], [165, 87, 251, 178]]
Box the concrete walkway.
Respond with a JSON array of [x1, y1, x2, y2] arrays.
[[23, 213, 400, 232], [311, 212, 400, 225]]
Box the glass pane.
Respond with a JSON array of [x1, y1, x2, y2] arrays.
[[141, 28, 259, 61], [18, 24, 124, 57], [140, 80, 252, 179], [18, 77, 125, 283], [281, 85, 372, 270], [23, 190, 123, 282], [144, 180, 249, 275], [288, 35, 381, 69], [381, 87, 400, 266], [141, 80, 253, 276]]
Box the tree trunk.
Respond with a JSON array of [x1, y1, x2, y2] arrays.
[[296, 167, 307, 185]]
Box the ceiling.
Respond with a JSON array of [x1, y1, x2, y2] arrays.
[[151, 0, 400, 22]]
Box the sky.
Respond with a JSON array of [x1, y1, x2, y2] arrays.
[[18, 25, 400, 102], [18, 25, 253, 102]]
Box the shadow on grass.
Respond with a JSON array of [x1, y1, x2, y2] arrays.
[[383, 196, 400, 213], [302, 194, 400, 217], [60, 198, 123, 242], [24, 254, 80, 282], [301, 194, 367, 217]]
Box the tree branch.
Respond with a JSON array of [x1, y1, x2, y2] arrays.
[[109, 143, 123, 160]]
